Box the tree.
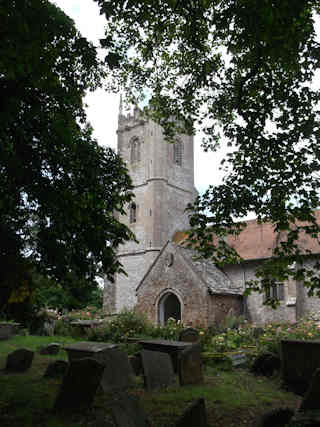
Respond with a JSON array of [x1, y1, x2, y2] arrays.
[[0, 0, 134, 315], [95, 0, 320, 305]]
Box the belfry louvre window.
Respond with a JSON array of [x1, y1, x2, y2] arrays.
[[130, 203, 137, 223], [130, 137, 140, 163], [173, 139, 183, 166], [265, 283, 285, 301]]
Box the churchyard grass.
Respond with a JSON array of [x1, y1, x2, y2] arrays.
[[0, 335, 300, 427]]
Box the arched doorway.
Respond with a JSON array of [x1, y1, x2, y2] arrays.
[[158, 292, 181, 325]]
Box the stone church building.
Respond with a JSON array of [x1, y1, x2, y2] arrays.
[[103, 106, 320, 327]]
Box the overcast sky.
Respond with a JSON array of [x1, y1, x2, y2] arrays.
[[52, 0, 320, 197], [51, 0, 230, 195]]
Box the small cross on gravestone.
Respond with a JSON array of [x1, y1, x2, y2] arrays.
[[54, 357, 104, 412]]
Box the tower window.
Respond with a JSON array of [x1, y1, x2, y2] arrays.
[[130, 203, 137, 223], [130, 137, 141, 163], [173, 139, 183, 166]]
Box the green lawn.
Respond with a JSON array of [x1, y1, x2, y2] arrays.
[[0, 335, 300, 426]]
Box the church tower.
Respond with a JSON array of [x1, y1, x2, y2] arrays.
[[103, 102, 198, 314]]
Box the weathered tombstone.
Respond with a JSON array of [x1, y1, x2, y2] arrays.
[[129, 353, 142, 376], [0, 322, 20, 340], [179, 328, 199, 343], [44, 360, 69, 378], [111, 393, 151, 427], [250, 352, 281, 377], [100, 348, 134, 392], [54, 357, 104, 411], [175, 398, 207, 427], [178, 343, 203, 386], [39, 342, 61, 355], [257, 408, 294, 427], [281, 339, 320, 395], [299, 368, 320, 412], [5, 348, 34, 372], [141, 350, 175, 391]]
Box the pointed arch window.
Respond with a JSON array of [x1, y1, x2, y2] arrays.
[[130, 137, 141, 163], [173, 139, 183, 166], [130, 203, 137, 223]]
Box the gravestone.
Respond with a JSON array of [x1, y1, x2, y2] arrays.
[[100, 348, 134, 392], [179, 328, 199, 343], [111, 393, 151, 427], [250, 352, 281, 377], [129, 353, 142, 376], [175, 398, 207, 427], [178, 343, 203, 386], [54, 357, 104, 411], [39, 342, 61, 355], [299, 368, 320, 412], [281, 339, 320, 395], [6, 348, 34, 372], [44, 360, 69, 378], [257, 408, 294, 427], [0, 322, 20, 340], [141, 350, 175, 391]]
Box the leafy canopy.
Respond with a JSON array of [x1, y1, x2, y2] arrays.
[[95, 0, 320, 305], [0, 0, 134, 312]]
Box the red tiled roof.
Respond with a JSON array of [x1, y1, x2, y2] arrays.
[[173, 211, 320, 261]]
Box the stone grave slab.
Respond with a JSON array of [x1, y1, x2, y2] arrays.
[[141, 350, 175, 391], [111, 393, 151, 427], [139, 339, 191, 372], [100, 348, 134, 392], [64, 341, 117, 362], [299, 368, 320, 412], [44, 360, 69, 378], [6, 348, 34, 372], [175, 398, 207, 427], [178, 343, 203, 386], [179, 328, 199, 343], [54, 357, 104, 411]]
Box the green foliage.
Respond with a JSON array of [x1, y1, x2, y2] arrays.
[[0, 0, 135, 314], [95, 0, 320, 302]]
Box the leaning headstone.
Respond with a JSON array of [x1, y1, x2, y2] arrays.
[[178, 343, 203, 386], [39, 342, 61, 355], [111, 393, 151, 427], [179, 328, 199, 343], [129, 353, 142, 376], [175, 398, 207, 427], [141, 350, 175, 391], [299, 368, 320, 412], [101, 348, 134, 392], [6, 348, 34, 372], [54, 357, 104, 411], [257, 408, 294, 427], [44, 360, 69, 378]]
